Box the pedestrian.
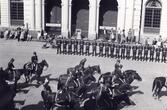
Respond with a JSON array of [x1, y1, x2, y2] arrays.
[[132, 45, 137, 60], [155, 47, 161, 62], [92, 41, 97, 56], [110, 43, 115, 58], [74, 39, 78, 55], [115, 44, 120, 58], [137, 45, 143, 61], [121, 44, 126, 59], [149, 45, 155, 62], [68, 39, 72, 55], [143, 45, 149, 61], [79, 40, 84, 55], [161, 46, 167, 63], [105, 42, 110, 57], [99, 41, 104, 57], [126, 45, 131, 59], [85, 41, 90, 56]]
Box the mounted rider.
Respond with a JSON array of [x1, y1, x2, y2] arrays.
[[31, 52, 38, 73], [6, 58, 15, 74]]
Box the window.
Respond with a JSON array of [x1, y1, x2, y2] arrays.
[[144, 0, 161, 33], [10, 0, 24, 26]]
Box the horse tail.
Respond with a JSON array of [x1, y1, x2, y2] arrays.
[[152, 79, 156, 92]]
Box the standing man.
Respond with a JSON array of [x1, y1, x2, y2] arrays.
[[85, 41, 91, 56], [132, 45, 137, 60], [31, 52, 38, 72], [143, 45, 149, 61], [7, 58, 15, 74], [62, 38, 67, 54], [92, 40, 97, 56], [68, 39, 72, 55], [105, 42, 110, 57], [126, 45, 131, 60], [115, 44, 120, 58], [149, 45, 155, 62], [74, 39, 78, 55], [155, 47, 161, 62], [56, 38, 61, 54], [137, 45, 143, 61], [121, 44, 126, 59], [161, 46, 167, 62], [99, 41, 104, 57], [110, 43, 115, 58]]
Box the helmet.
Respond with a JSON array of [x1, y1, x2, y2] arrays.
[[33, 52, 37, 55], [10, 58, 15, 62]]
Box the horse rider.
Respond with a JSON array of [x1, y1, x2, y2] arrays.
[[31, 52, 38, 73], [6, 58, 15, 74], [111, 60, 125, 96]]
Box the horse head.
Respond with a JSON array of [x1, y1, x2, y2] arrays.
[[41, 59, 49, 70], [133, 72, 142, 81], [92, 65, 101, 75]]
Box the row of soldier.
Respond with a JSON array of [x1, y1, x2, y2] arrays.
[[56, 38, 167, 62]]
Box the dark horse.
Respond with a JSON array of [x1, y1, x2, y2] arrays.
[[152, 77, 167, 99], [23, 59, 49, 83], [83, 83, 133, 110]]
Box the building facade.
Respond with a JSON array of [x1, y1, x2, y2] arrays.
[[0, 0, 167, 42]]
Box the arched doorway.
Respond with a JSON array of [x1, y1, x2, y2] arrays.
[[45, 0, 61, 34], [99, 0, 118, 39], [71, 0, 89, 38]]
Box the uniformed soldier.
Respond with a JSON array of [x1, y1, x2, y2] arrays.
[[85, 41, 91, 56], [56, 38, 61, 54], [79, 40, 84, 55], [121, 44, 126, 59], [6, 58, 15, 74], [73, 39, 78, 55], [105, 42, 110, 57], [143, 45, 149, 61], [62, 38, 67, 54], [110, 43, 115, 58], [126, 45, 131, 59], [137, 45, 143, 61], [67, 39, 72, 55], [161, 47, 167, 62], [155, 47, 161, 62], [149, 45, 155, 62], [115, 44, 120, 58], [99, 41, 104, 57], [92, 40, 97, 56], [132, 45, 137, 60]]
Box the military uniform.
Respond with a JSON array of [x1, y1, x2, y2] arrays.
[[121, 44, 126, 59], [85, 41, 91, 56], [155, 47, 161, 62], [62, 39, 67, 54], [71, 39, 75, 54], [161, 47, 167, 62], [137, 45, 143, 61], [132, 45, 137, 60], [68, 39, 72, 55], [99, 42, 104, 57], [79, 40, 84, 55], [110, 43, 115, 58], [105, 42, 110, 57], [126, 45, 131, 59], [56, 38, 61, 54], [92, 41, 97, 56], [73, 39, 78, 55], [149, 46, 155, 62], [115, 44, 120, 58], [143, 45, 149, 61]]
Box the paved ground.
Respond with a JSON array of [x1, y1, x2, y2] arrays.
[[0, 39, 167, 110]]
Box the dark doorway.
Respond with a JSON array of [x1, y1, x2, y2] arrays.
[[71, 0, 89, 38], [45, 0, 61, 34]]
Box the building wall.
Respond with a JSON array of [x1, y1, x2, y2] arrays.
[[0, 0, 167, 41]]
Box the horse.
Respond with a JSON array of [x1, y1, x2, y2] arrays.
[[24, 59, 49, 84], [123, 70, 142, 84], [152, 77, 167, 99], [83, 65, 101, 76]]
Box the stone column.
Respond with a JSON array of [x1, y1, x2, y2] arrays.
[[96, 3, 100, 37], [42, 0, 45, 30], [68, 2, 72, 37], [35, 0, 42, 31], [61, 0, 69, 38], [31, 0, 35, 30], [88, 1, 97, 40]]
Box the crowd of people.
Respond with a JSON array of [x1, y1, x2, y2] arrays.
[[55, 37, 167, 63]]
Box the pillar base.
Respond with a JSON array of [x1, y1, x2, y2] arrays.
[[88, 32, 97, 40]]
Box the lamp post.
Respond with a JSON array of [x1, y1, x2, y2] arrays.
[[138, 0, 144, 43]]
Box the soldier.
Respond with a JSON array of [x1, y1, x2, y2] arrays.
[[73, 39, 78, 55], [110, 43, 115, 58], [99, 41, 104, 57], [62, 38, 67, 54], [143, 45, 149, 61], [115, 44, 120, 58], [161, 47, 167, 62], [105, 42, 110, 57], [149, 45, 155, 62], [68, 39, 72, 55], [126, 45, 131, 60], [71, 39, 75, 54], [132, 45, 137, 60], [56, 38, 61, 54], [92, 40, 97, 56], [155, 47, 161, 62], [79, 40, 84, 55], [137, 45, 143, 61], [121, 44, 126, 59], [85, 41, 91, 56]]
